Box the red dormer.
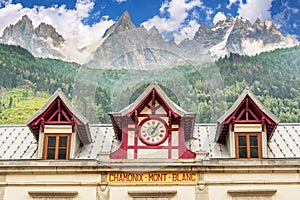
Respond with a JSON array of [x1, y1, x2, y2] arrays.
[[26, 88, 91, 160], [217, 88, 279, 159], [109, 82, 196, 159]]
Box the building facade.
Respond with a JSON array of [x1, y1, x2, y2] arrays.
[[0, 83, 299, 200]]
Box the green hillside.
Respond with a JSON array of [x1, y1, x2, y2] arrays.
[[0, 43, 299, 124], [0, 88, 49, 124]]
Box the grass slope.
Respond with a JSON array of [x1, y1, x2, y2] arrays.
[[0, 88, 49, 124]]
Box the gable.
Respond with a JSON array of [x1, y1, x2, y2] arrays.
[[109, 82, 196, 159], [109, 82, 195, 142], [217, 88, 279, 144], [26, 88, 91, 144]]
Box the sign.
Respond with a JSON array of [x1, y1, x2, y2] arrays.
[[107, 172, 198, 185]]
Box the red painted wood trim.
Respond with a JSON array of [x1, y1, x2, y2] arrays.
[[47, 110, 59, 122], [41, 118, 45, 132], [134, 123, 138, 159], [231, 117, 235, 131], [45, 121, 72, 125], [138, 114, 168, 117], [236, 108, 245, 120], [61, 110, 72, 122], [151, 89, 155, 114], [127, 145, 178, 149], [246, 98, 249, 120], [248, 108, 259, 120], [262, 117, 265, 131]]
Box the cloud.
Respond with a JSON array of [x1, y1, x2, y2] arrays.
[[272, 1, 299, 37], [273, 1, 299, 28], [142, 0, 202, 42], [227, 0, 239, 9], [237, 0, 273, 23], [0, 0, 114, 48], [205, 8, 213, 21], [0, 0, 11, 8], [173, 20, 199, 44], [116, 0, 127, 3], [213, 12, 226, 25]]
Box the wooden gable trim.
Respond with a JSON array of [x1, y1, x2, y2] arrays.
[[110, 83, 196, 159], [218, 94, 278, 144], [127, 88, 178, 118], [27, 88, 91, 144]]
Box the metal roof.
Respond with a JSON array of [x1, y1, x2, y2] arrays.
[[0, 123, 299, 160]]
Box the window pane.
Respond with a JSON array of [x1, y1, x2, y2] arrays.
[[47, 136, 56, 147], [59, 136, 68, 147], [250, 147, 259, 158], [47, 149, 55, 159], [58, 149, 66, 159], [239, 147, 247, 158], [250, 136, 258, 146], [238, 136, 246, 146]]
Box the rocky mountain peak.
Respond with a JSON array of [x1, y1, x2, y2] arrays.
[[149, 26, 159, 33], [199, 22, 208, 30], [253, 18, 264, 28], [2, 15, 34, 38], [1, 15, 65, 60], [35, 23, 65, 46], [16, 15, 34, 33], [192, 16, 298, 58], [102, 10, 137, 38], [225, 16, 234, 23]]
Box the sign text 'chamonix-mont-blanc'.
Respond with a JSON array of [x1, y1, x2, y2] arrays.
[[107, 172, 198, 184]]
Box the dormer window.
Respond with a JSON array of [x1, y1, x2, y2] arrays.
[[217, 88, 279, 160], [109, 82, 196, 160], [43, 134, 71, 160], [235, 132, 261, 159], [26, 88, 92, 161]]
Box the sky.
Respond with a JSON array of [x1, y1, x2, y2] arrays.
[[0, 0, 299, 47]]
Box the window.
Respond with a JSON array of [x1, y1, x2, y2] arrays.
[[235, 133, 261, 159], [43, 134, 70, 160]]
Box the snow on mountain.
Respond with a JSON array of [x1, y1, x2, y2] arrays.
[[0, 13, 298, 69], [0, 15, 94, 64], [192, 16, 299, 58]]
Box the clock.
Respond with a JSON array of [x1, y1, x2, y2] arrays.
[[139, 118, 168, 145]]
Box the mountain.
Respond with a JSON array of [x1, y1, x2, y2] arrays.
[[0, 13, 299, 69], [86, 13, 299, 69], [86, 12, 192, 70], [102, 10, 136, 38], [1, 15, 65, 59], [0, 15, 91, 64], [190, 16, 298, 58]]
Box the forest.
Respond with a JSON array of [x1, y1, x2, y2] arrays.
[[0, 43, 299, 124]]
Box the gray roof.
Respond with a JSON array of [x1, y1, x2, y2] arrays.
[[0, 123, 299, 160]]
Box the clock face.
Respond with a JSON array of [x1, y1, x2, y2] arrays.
[[139, 118, 168, 145]]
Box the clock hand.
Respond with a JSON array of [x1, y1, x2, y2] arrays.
[[150, 122, 160, 135]]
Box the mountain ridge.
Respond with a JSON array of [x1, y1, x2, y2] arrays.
[[0, 12, 298, 69], [1, 15, 66, 59]]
